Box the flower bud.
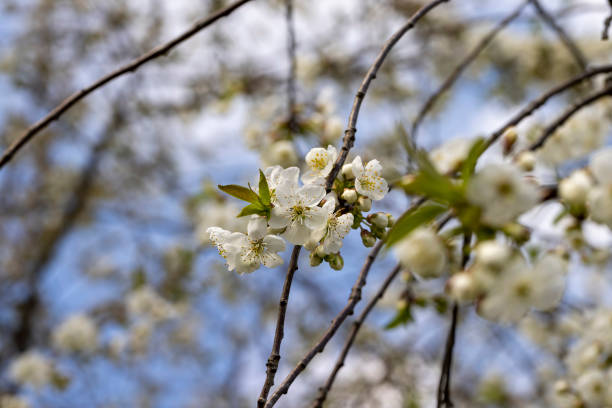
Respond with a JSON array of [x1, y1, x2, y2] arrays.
[[515, 151, 536, 172], [341, 188, 358, 204], [315, 245, 327, 258], [357, 197, 372, 212], [361, 229, 376, 247], [559, 169, 592, 209], [368, 212, 388, 228], [341, 163, 355, 180], [502, 127, 518, 155], [447, 272, 478, 303], [309, 252, 323, 267], [386, 214, 395, 228], [328, 253, 344, 270]]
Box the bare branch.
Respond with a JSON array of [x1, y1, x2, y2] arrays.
[[410, 0, 530, 145], [528, 84, 612, 151], [310, 264, 402, 408], [285, 0, 298, 133], [484, 64, 612, 149], [0, 0, 256, 171], [603, 0, 612, 40], [437, 233, 470, 408], [263, 241, 385, 408], [257, 245, 302, 408], [325, 0, 452, 191], [531, 0, 588, 71]]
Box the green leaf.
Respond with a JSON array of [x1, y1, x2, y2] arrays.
[[386, 202, 447, 247], [384, 305, 413, 329], [218, 184, 260, 204], [237, 203, 266, 217], [258, 169, 271, 206], [461, 137, 487, 185]]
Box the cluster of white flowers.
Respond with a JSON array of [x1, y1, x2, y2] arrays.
[[8, 351, 53, 389], [207, 145, 389, 274], [549, 309, 612, 407], [446, 240, 568, 324], [52, 313, 98, 354]]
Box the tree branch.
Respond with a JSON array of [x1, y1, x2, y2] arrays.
[[310, 263, 402, 408], [263, 241, 385, 408], [528, 84, 612, 151], [0, 0, 256, 171], [410, 0, 530, 144], [285, 0, 298, 134], [531, 0, 588, 71], [603, 0, 612, 40], [437, 233, 470, 408], [257, 245, 302, 408], [325, 0, 451, 191], [484, 64, 612, 149]]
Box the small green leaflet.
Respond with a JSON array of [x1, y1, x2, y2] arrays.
[[258, 169, 271, 206], [386, 202, 447, 247], [460, 137, 487, 185], [218, 184, 260, 204], [218, 170, 273, 219], [384, 304, 413, 329]]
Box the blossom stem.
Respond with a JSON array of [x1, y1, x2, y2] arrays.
[[257, 245, 302, 408]]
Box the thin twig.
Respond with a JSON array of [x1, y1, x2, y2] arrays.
[[410, 0, 530, 145], [0, 0, 255, 171], [325, 0, 451, 191], [285, 0, 298, 133], [528, 84, 612, 151], [310, 264, 402, 408], [437, 233, 470, 408], [603, 0, 612, 40], [484, 64, 612, 149], [531, 0, 589, 71], [263, 241, 385, 408], [257, 245, 302, 408]]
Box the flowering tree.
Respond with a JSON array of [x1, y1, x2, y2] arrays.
[[1, 0, 612, 407]]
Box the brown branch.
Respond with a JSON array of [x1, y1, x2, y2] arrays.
[[528, 84, 612, 151], [0, 0, 255, 171], [410, 0, 530, 144], [531, 0, 589, 71], [603, 0, 612, 40], [263, 241, 385, 408], [257, 245, 302, 408], [437, 233, 470, 408], [325, 0, 451, 191], [285, 0, 298, 133], [484, 64, 612, 149], [310, 263, 402, 408]]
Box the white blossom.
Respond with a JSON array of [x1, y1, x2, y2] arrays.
[[466, 163, 539, 227], [263, 165, 300, 204], [9, 351, 53, 389], [262, 140, 298, 168], [208, 217, 286, 274], [393, 228, 447, 279], [429, 138, 473, 174], [52, 314, 98, 354], [590, 147, 612, 185], [351, 156, 388, 201], [311, 200, 354, 255], [587, 185, 612, 228], [575, 369, 611, 406], [195, 201, 248, 245], [269, 182, 327, 245], [559, 169, 593, 208], [127, 286, 177, 321], [478, 253, 567, 324], [302, 145, 337, 185]]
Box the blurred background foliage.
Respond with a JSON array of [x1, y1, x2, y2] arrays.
[[0, 0, 610, 407]]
